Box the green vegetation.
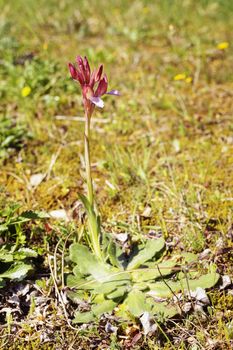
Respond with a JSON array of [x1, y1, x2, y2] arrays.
[[0, 0, 233, 348], [68, 239, 219, 324]]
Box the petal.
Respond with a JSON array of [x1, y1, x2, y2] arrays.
[[95, 74, 108, 97], [68, 63, 85, 85], [77, 70, 85, 86], [68, 63, 78, 80], [76, 55, 91, 84], [90, 69, 97, 88], [89, 96, 104, 108], [90, 65, 104, 88], [106, 89, 120, 96], [95, 64, 103, 82], [76, 55, 84, 70], [84, 56, 91, 83], [76, 56, 86, 82]]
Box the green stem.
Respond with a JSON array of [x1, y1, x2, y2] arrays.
[[84, 111, 102, 260], [84, 112, 94, 207]]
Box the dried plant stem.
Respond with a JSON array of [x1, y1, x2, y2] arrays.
[[154, 320, 177, 350], [156, 264, 183, 313], [48, 254, 79, 331]]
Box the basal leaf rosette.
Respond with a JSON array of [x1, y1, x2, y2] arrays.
[[67, 237, 220, 324]]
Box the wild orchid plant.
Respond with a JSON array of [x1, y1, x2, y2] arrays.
[[67, 56, 220, 325], [68, 56, 119, 260]]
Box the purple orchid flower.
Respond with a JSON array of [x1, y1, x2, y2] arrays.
[[68, 56, 119, 116]]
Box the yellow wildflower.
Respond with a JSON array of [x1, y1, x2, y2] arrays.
[[43, 42, 48, 50], [143, 7, 150, 14], [217, 42, 229, 50], [21, 86, 31, 97], [174, 73, 186, 81], [185, 77, 192, 83]]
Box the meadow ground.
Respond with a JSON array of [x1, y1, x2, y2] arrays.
[[0, 0, 233, 349]]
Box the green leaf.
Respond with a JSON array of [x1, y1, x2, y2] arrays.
[[0, 245, 37, 262], [14, 248, 38, 260], [0, 278, 5, 288], [92, 300, 116, 316], [107, 285, 128, 300], [67, 290, 86, 304], [127, 238, 165, 270], [133, 282, 149, 291], [184, 272, 220, 290], [19, 210, 50, 220], [151, 302, 179, 319], [78, 193, 101, 257], [73, 311, 96, 324], [73, 300, 116, 324], [107, 239, 122, 268], [73, 266, 84, 278], [0, 224, 9, 232], [69, 243, 130, 283], [132, 259, 177, 282], [92, 293, 106, 304], [66, 274, 95, 290], [78, 193, 100, 235], [69, 243, 110, 281], [0, 203, 20, 218], [0, 263, 33, 280], [69, 243, 93, 273], [94, 280, 128, 295], [78, 193, 93, 215], [148, 272, 220, 298], [0, 248, 14, 262], [124, 290, 151, 317], [180, 252, 198, 263], [7, 211, 50, 226], [114, 303, 130, 320], [148, 281, 176, 298]]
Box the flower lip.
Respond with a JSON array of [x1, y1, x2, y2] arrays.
[[89, 96, 104, 108], [106, 89, 120, 96]]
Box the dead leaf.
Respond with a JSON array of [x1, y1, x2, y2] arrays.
[[30, 173, 45, 187], [140, 311, 157, 335], [141, 206, 152, 218], [190, 287, 209, 305], [220, 275, 232, 290], [49, 209, 69, 221]]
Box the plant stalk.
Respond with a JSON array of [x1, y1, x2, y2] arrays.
[[84, 111, 102, 259], [84, 112, 94, 207]]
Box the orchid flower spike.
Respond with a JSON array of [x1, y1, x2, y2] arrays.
[[68, 55, 120, 116]]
